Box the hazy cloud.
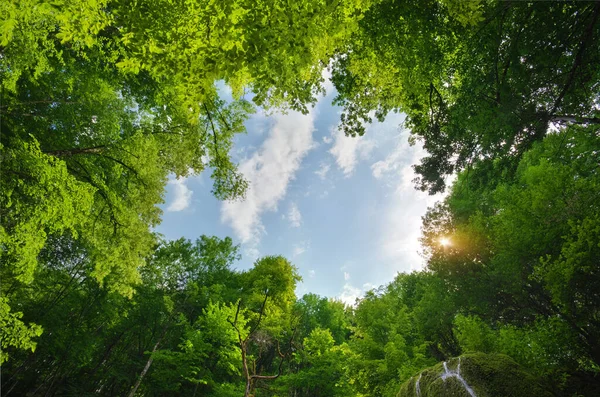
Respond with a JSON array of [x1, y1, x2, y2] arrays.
[[221, 110, 315, 248], [374, 121, 446, 272], [287, 202, 302, 228], [329, 128, 375, 177], [293, 241, 309, 257], [315, 162, 331, 180], [167, 178, 193, 212], [339, 283, 362, 306]]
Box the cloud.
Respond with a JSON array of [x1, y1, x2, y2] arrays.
[[372, 119, 447, 272], [166, 177, 193, 212], [322, 136, 333, 144], [287, 202, 302, 228], [329, 128, 375, 177], [344, 272, 351, 281], [339, 283, 363, 306], [362, 282, 375, 291], [221, 110, 315, 248], [245, 246, 261, 261], [308, 269, 316, 278], [292, 241, 309, 257], [315, 162, 331, 180], [371, 142, 410, 180], [321, 67, 335, 97], [293, 241, 309, 257]]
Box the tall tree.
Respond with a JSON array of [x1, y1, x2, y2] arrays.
[[0, 0, 372, 360], [421, 125, 600, 371], [332, 0, 600, 193]]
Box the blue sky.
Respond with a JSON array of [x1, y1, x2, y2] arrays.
[[157, 81, 445, 304]]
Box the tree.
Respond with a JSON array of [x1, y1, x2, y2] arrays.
[[229, 256, 301, 397], [1, 0, 372, 360], [274, 327, 355, 397], [0, 236, 242, 396], [331, 0, 600, 193], [421, 125, 600, 371]]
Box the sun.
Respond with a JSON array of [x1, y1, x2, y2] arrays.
[[439, 237, 451, 247]]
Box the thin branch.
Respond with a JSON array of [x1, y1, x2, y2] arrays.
[[550, 2, 600, 115], [0, 100, 80, 109], [550, 115, 600, 125], [203, 103, 223, 167], [249, 290, 269, 338], [44, 146, 105, 157]]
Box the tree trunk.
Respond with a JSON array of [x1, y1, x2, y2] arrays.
[[126, 336, 163, 397]]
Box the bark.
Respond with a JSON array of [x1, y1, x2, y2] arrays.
[[44, 146, 105, 157], [550, 2, 600, 114], [550, 115, 600, 125], [126, 335, 164, 397]]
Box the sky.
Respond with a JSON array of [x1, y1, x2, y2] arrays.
[[157, 80, 446, 305]]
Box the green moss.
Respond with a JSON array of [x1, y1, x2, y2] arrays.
[[397, 353, 553, 397]]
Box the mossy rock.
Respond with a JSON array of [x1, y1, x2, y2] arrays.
[[397, 353, 552, 397]]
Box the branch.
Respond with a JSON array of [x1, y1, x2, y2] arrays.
[[0, 100, 80, 109], [227, 300, 244, 345], [203, 103, 223, 167], [550, 115, 600, 125], [44, 146, 105, 157], [51, 147, 147, 187], [250, 327, 296, 382], [249, 290, 269, 339], [550, 2, 600, 115]]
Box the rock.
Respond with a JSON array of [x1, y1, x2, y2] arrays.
[[397, 353, 552, 397]]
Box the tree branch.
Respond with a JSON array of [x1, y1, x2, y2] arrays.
[[550, 2, 600, 115], [44, 146, 105, 157]]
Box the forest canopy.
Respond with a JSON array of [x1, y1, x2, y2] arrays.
[[1, 0, 599, 396]]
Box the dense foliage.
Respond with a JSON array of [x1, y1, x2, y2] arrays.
[[2, 0, 599, 396]]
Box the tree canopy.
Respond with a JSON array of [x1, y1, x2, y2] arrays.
[[331, 0, 600, 193], [1, 0, 600, 396]]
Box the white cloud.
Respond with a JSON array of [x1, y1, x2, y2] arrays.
[[372, 118, 448, 272], [339, 283, 363, 306], [329, 128, 375, 177], [344, 272, 351, 281], [308, 269, 316, 278], [293, 246, 306, 256], [362, 282, 375, 291], [371, 141, 411, 180], [221, 110, 315, 248], [321, 67, 335, 97], [293, 241, 308, 257], [287, 202, 302, 228], [322, 136, 333, 144], [167, 177, 193, 212], [315, 162, 331, 180], [245, 246, 261, 261]]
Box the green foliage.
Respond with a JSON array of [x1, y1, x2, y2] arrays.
[[331, 0, 600, 192], [0, 139, 95, 285], [2, 0, 370, 363], [420, 127, 600, 385], [0, 297, 43, 364], [452, 315, 494, 354], [2, 1, 599, 396]]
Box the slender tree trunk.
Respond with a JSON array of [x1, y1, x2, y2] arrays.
[[126, 336, 163, 397], [241, 342, 253, 397], [126, 293, 188, 397]]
